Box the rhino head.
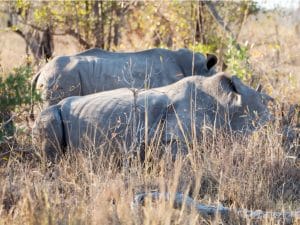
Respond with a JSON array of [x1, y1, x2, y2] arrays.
[[176, 49, 218, 76], [202, 72, 274, 134], [230, 77, 273, 133], [33, 56, 81, 108], [163, 73, 274, 154]]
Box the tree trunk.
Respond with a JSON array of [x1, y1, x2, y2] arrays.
[[196, 1, 205, 44], [107, 2, 114, 50], [38, 26, 54, 61], [113, 6, 121, 47], [93, 1, 104, 49], [84, 1, 90, 41]]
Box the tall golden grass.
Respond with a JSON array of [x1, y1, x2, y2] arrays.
[[0, 105, 299, 225]]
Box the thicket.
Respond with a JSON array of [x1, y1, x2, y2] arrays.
[[1, 1, 258, 80], [0, 66, 40, 151]]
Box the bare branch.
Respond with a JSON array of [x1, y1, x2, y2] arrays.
[[204, 1, 235, 39], [0, 114, 15, 130], [17, 19, 46, 32], [67, 29, 91, 49], [204, 1, 241, 50]]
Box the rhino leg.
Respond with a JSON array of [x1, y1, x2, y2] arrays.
[[32, 105, 65, 162]]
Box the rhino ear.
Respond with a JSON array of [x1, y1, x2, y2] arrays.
[[218, 73, 239, 94], [230, 75, 246, 94], [206, 54, 218, 70], [219, 74, 242, 106]]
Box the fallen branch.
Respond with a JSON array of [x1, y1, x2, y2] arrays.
[[132, 192, 300, 225]]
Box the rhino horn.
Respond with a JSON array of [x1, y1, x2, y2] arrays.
[[256, 84, 263, 93]]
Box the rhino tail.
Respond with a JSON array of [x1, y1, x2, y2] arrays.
[[30, 71, 41, 121], [33, 105, 65, 162]]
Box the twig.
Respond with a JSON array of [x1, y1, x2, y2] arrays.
[[0, 114, 15, 130]]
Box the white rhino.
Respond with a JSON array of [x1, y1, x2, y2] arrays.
[[32, 72, 273, 161], [31, 48, 218, 110]]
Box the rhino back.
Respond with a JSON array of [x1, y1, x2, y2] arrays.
[[37, 48, 213, 108], [58, 88, 169, 150], [75, 50, 182, 93]]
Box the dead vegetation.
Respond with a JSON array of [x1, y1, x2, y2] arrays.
[[0, 105, 299, 225]]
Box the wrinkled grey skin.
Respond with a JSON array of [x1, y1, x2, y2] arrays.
[[32, 48, 218, 109], [32, 72, 273, 161]]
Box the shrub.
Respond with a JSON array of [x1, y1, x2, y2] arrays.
[[188, 42, 218, 55], [0, 65, 40, 147], [225, 38, 252, 81]]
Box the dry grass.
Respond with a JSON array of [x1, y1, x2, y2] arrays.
[[0, 115, 299, 225], [239, 11, 300, 103]]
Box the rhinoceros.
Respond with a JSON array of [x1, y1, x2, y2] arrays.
[[32, 72, 273, 161], [31, 48, 218, 110]]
